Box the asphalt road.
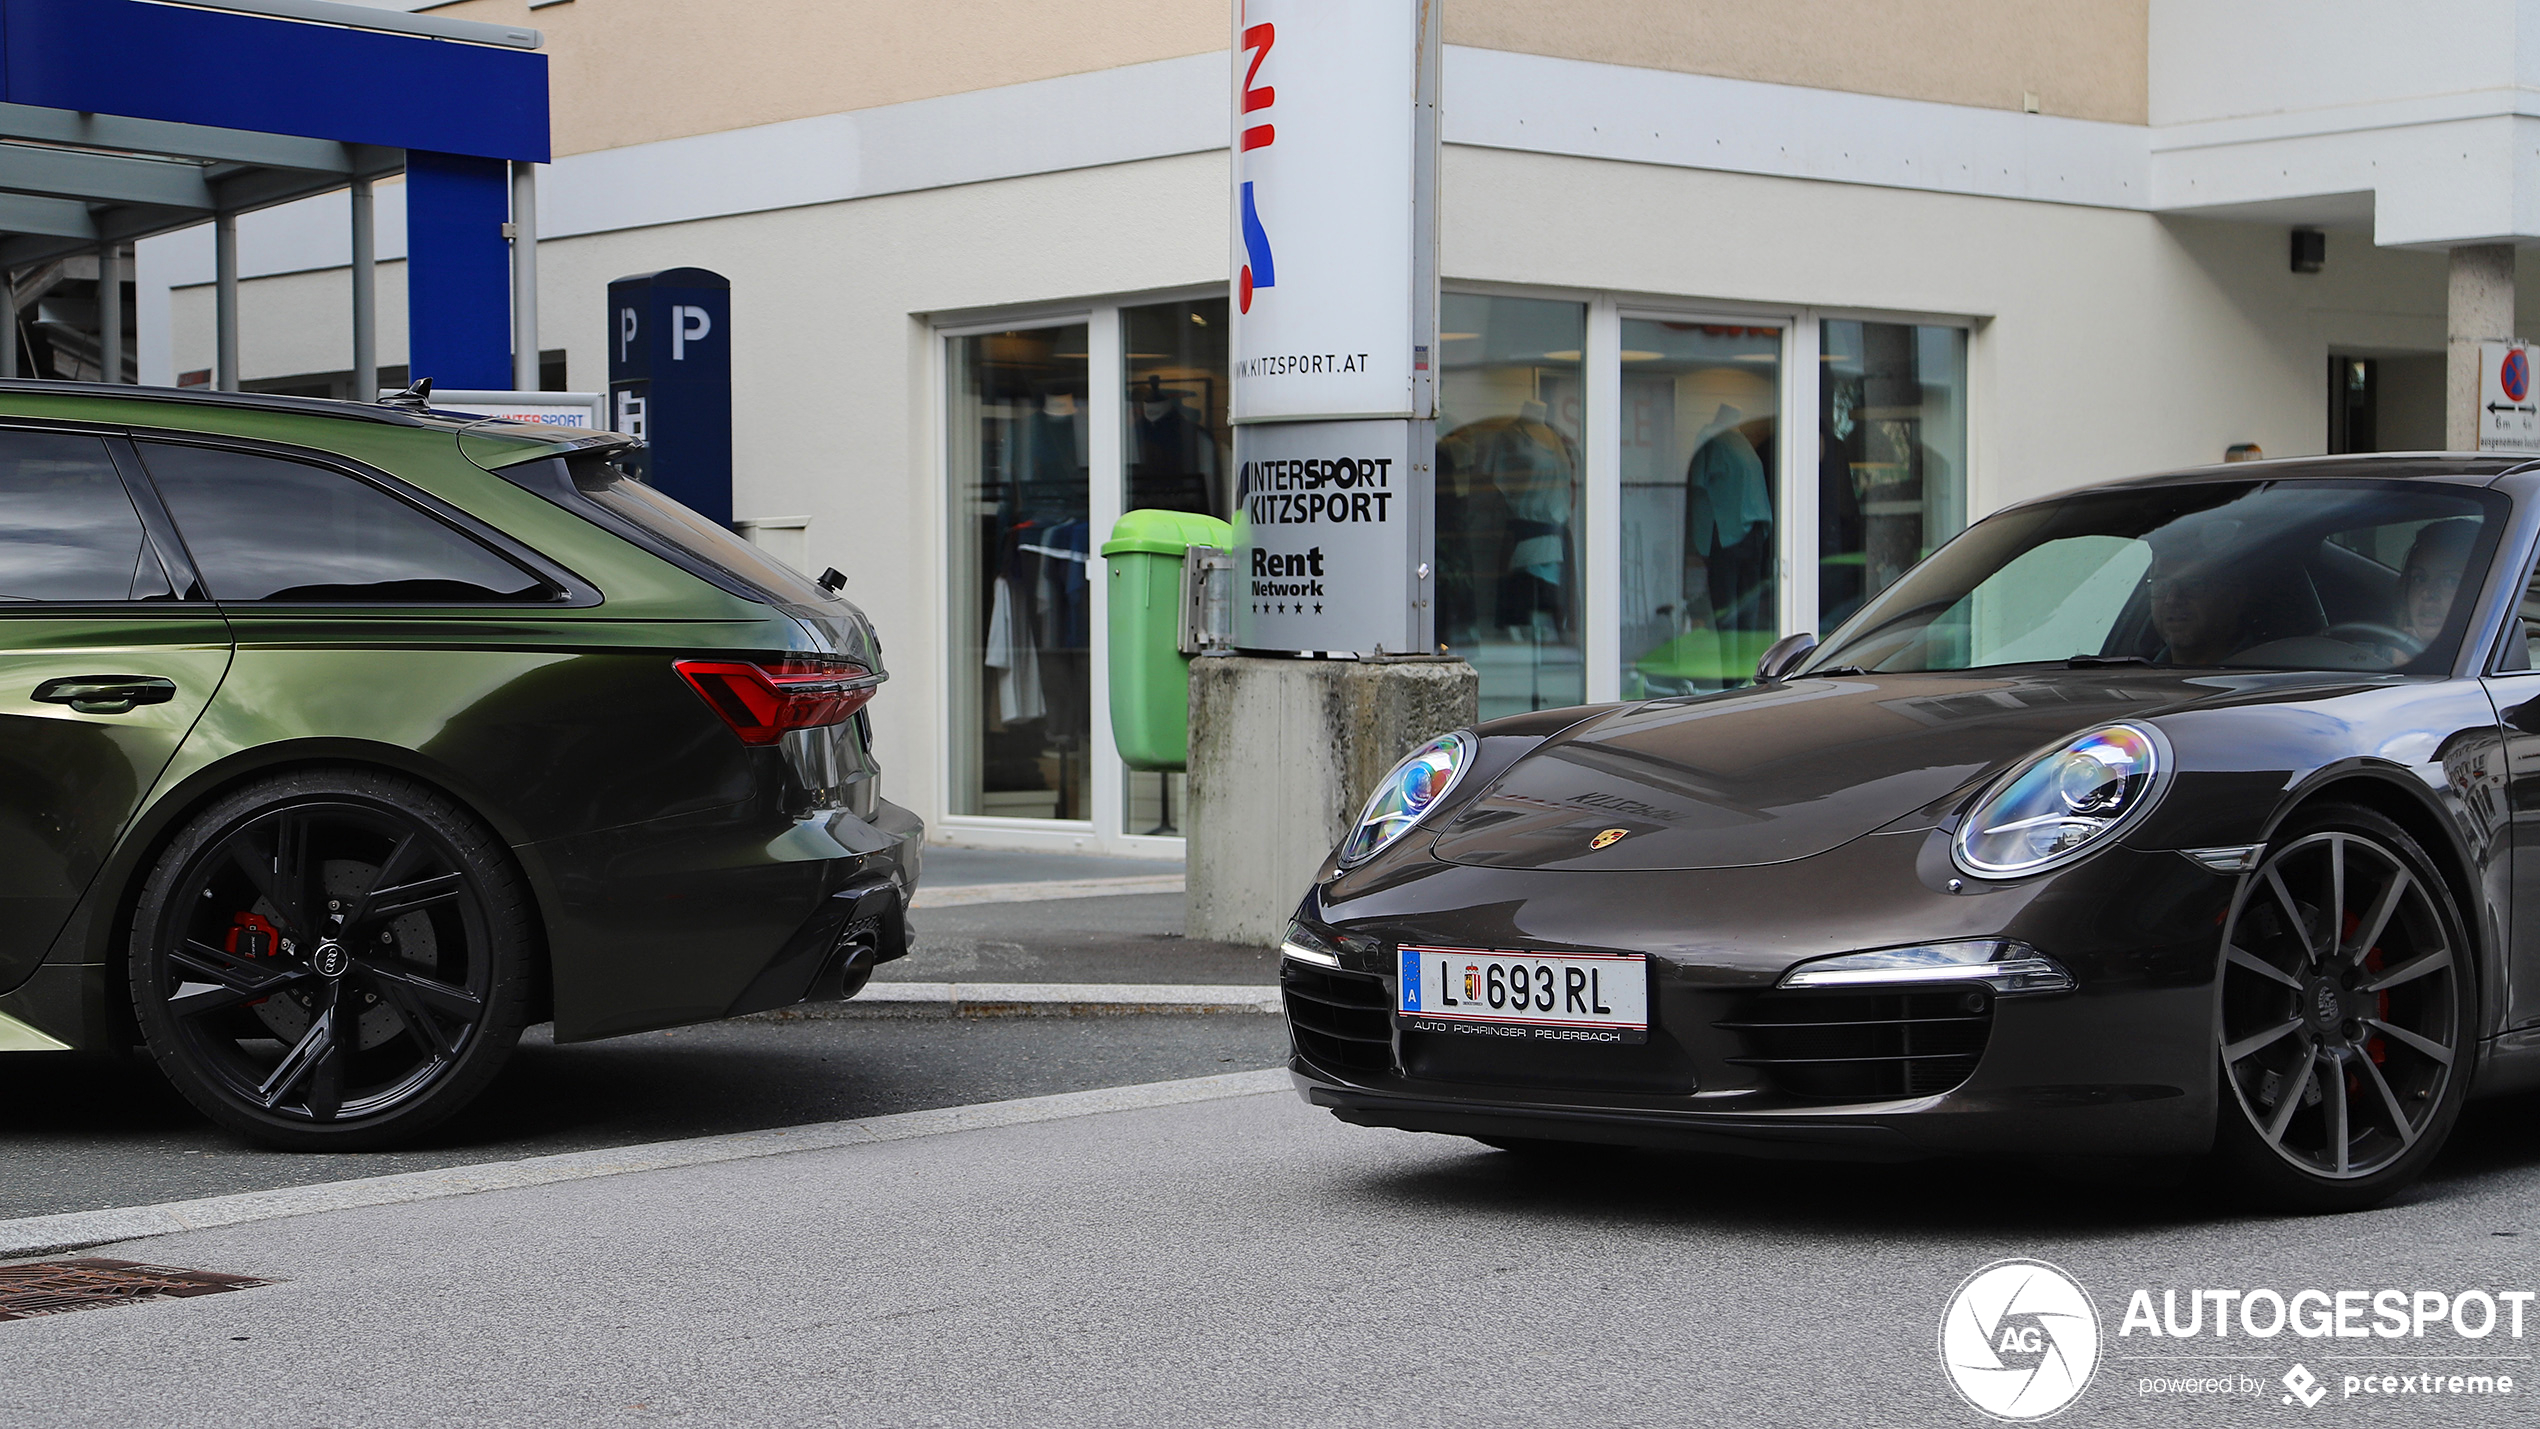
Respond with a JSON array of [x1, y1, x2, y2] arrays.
[[16, 1086, 2540, 1426], [0, 1015, 1289, 1218]]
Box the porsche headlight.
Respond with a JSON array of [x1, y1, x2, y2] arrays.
[[1338, 731, 1474, 867], [1952, 723, 2168, 878]]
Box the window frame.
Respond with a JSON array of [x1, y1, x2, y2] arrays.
[[122, 429, 601, 610]]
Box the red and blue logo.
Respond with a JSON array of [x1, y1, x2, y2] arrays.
[[1238, 20, 1276, 313], [2505, 347, 2531, 404]]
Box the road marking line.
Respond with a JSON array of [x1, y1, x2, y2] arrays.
[[0, 1068, 1293, 1261], [909, 875, 1183, 908], [757, 982, 1281, 1018]]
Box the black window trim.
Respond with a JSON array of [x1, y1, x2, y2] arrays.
[[117, 427, 604, 611], [102, 436, 209, 602]]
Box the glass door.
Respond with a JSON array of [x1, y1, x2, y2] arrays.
[[947, 324, 1092, 822], [1817, 320, 1968, 632], [1436, 293, 1588, 720], [1614, 318, 1784, 698]]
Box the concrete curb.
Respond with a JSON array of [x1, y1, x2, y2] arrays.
[[747, 982, 1281, 1019], [908, 876, 1183, 909], [0, 1068, 1294, 1261]]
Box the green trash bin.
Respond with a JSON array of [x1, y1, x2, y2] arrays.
[[1101, 508, 1232, 772]]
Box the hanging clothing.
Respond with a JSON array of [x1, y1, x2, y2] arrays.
[[1689, 424, 1771, 555], [1437, 412, 1580, 636], [983, 574, 1043, 726], [1130, 395, 1220, 515]]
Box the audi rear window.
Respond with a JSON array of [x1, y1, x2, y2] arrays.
[[501, 451, 838, 607]]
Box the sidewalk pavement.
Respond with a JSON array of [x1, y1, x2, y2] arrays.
[[869, 844, 1281, 1003]]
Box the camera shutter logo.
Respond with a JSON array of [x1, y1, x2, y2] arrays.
[[1939, 1259, 2102, 1421]]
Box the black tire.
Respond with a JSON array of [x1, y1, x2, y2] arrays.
[[127, 768, 537, 1150], [2210, 804, 2474, 1213]]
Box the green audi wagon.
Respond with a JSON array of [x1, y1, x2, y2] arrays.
[[0, 381, 921, 1147]]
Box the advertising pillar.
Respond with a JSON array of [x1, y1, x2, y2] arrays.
[[1227, 0, 1438, 655], [607, 267, 733, 526], [1188, 0, 1476, 945]]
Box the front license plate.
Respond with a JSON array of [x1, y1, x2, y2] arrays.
[[1396, 946, 1648, 1045]]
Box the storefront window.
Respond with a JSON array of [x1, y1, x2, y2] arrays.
[[1437, 294, 1586, 719], [948, 325, 1091, 821], [1617, 320, 1782, 698], [1121, 297, 1230, 833], [1818, 321, 1968, 632]]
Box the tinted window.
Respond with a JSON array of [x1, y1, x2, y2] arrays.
[[0, 432, 167, 602], [561, 451, 837, 606], [139, 443, 549, 603]]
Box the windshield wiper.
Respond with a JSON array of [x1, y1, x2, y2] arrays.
[[1807, 664, 1870, 676], [2065, 654, 2152, 668]]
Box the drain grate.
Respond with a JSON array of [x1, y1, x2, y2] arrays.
[[0, 1258, 271, 1322]]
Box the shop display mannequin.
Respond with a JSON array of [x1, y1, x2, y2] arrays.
[[1685, 404, 1772, 633]]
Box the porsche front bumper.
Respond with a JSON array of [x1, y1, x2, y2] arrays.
[[1284, 827, 2240, 1159]]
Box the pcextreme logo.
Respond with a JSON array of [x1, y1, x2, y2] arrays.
[[1236, 15, 1276, 313], [1940, 1259, 2103, 1421]]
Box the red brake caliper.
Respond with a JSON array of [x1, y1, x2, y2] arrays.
[[224, 912, 282, 1004]]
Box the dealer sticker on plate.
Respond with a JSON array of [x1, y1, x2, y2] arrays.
[[1397, 946, 1648, 1045]]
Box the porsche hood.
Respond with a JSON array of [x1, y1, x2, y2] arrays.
[[1429, 671, 2233, 872]]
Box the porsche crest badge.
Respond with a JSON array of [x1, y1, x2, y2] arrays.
[[1589, 828, 1629, 850]]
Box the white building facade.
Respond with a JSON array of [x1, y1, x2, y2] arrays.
[[132, 0, 2540, 855]]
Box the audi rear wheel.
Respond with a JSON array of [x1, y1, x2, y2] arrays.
[[128, 769, 537, 1150]]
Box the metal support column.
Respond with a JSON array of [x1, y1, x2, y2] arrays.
[[213, 212, 239, 392], [510, 160, 538, 390], [350, 176, 376, 401], [2, 278, 20, 380], [97, 243, 122, 383]]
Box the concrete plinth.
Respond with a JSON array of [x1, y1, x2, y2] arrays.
[[2448, 243, 2517, 450], [1186, 655, 1479, 946]]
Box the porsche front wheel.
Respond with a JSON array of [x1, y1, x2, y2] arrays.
[[2211, 806, 2471, 1212]]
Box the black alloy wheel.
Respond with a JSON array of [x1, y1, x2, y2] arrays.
[[2212, 806, 2471, 1211], [129, 769, 536, 1149]]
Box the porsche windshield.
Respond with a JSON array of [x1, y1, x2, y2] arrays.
[[1805, 480, 2508, 676]]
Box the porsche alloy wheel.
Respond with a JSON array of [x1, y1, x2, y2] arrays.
[[129, 770, 536, 1150], [2214, 808, 2470, 1210]]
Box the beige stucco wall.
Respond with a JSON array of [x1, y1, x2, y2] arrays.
[[427, 0, 1227, 156], [425, 0, 2146, 157], [1453, 0, 2148, 124]]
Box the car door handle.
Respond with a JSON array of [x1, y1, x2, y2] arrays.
[[33, 676, 178, 715]]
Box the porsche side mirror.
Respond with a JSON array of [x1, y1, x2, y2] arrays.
[[1756, 632, 1818, 682]]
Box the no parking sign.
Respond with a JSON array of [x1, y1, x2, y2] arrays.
[[2480, 342, 2540, 452]]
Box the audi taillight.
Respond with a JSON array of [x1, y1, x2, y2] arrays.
[[675, 656, 882, 746]]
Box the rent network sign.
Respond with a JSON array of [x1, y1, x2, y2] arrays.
[[1228, 0, 1439, 655]]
